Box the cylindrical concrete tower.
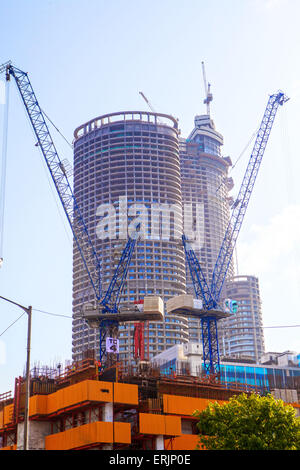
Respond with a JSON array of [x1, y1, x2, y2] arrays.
[[224, 275, 265, 362], [179, 114, 235, 347], [72, 111, 188, 363]]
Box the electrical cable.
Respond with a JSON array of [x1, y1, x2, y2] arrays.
[[32, 308, 72, 319], [0, 312, 25, 337], [224, 324, 300, 330], [32, 307, 300, 329]]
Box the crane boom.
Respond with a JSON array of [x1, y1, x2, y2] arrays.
[[183, 90, 288, 375], [210, 91, 289, 303], [5, 64, 102, 300], [139, 91, 156, 113]]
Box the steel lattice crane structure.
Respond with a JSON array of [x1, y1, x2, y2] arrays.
[[0, 62, 142, 369], [181, 91, 289, 376]]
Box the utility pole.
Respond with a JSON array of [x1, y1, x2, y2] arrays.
[[0, 295, 32, 450]]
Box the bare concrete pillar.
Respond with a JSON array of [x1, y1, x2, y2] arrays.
[[102, 402, 113, 422], [155, 435, 164, 450], [17, 421, 51, 450], [102, 402, 113, 450]]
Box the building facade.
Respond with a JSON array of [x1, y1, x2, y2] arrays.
[[221, 275, 265, 361], [179, 114, 235, 349], [72, 111, 188, 363], [152, 344, 300, 400]]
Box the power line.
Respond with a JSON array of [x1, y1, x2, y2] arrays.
[[33, 308, 300, 329], [0, 312, 26, 337], [3, 306, 299, 331], [223, 325, 300, 330], [33, 308, 72, 319]]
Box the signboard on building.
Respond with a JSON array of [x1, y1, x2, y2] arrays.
[[106, 337, 119, 354], [224, 298, 238, 314]]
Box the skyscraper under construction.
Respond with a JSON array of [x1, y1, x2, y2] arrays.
[[72, 111, 188, 363], [179, 73, 265, 360], [72, 89, 265, 364], [179, 112, 235, 350]]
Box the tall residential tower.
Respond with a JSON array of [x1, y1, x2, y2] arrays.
[[223, 275, 265, 361], [179, 72, 265, 359], [179, 113, 235, 348], [72, 111, 188, 363]]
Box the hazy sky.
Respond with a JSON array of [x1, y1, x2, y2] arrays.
[[0, 0, 300, 392]]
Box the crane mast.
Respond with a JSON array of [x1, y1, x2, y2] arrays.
[[201, 61, 213, 116]]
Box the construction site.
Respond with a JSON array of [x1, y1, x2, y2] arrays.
[[1, 351, 294, 451], [0, 59, 299, 451]]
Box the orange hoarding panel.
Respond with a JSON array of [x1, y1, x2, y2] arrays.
[[0, 445, 17, 451], [29, 381, 138, 417], [43, 381, 114, 415], [45, 421, 131, 450], [163, 394, 226, 416], [114, 383, 138, 406], [114, 422, 131, 444], [87, 381, 113, 403], [165, 415, 182, 436], [139, 413, 181, 436], [0, 410, 3, 429], [3, 404, 14, 425], [29, 395, 48, 417]]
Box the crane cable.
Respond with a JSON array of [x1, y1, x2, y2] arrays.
[[40, 107, 73, 150], [0, 78, 10, 267], [215, 125, 260, 196]]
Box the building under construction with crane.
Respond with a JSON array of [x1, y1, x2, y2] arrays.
[[72, 110, 188, 365], [0, 60, 293, 450], [1, 350, 299, 450], [179, 63, 265, 361]]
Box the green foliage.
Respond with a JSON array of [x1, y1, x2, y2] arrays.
[[193, 393, 300, 450]]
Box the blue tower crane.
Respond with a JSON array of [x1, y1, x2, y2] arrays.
[[183, 91, 289, 376], [1, 62, 137, 369]]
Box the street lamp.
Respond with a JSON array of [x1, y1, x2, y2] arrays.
[[0, 295, 32, 450]]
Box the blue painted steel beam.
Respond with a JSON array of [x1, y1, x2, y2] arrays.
[[6, 65, 102, 301], [183, 91, 288, 376], [210, 91, 289, 304], [182, 235, 216, 309]]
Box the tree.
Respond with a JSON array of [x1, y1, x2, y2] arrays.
[[193, 392, 300, 450]]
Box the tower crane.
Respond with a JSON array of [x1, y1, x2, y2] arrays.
[[201, 61, 213, 117], [0, 62, 147, 370], [139, 91, 157, 114], [171, 91, 289, 376]]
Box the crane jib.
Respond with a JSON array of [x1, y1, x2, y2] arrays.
[[4, 64, 102, 302], [182, 90, 288, 375]]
